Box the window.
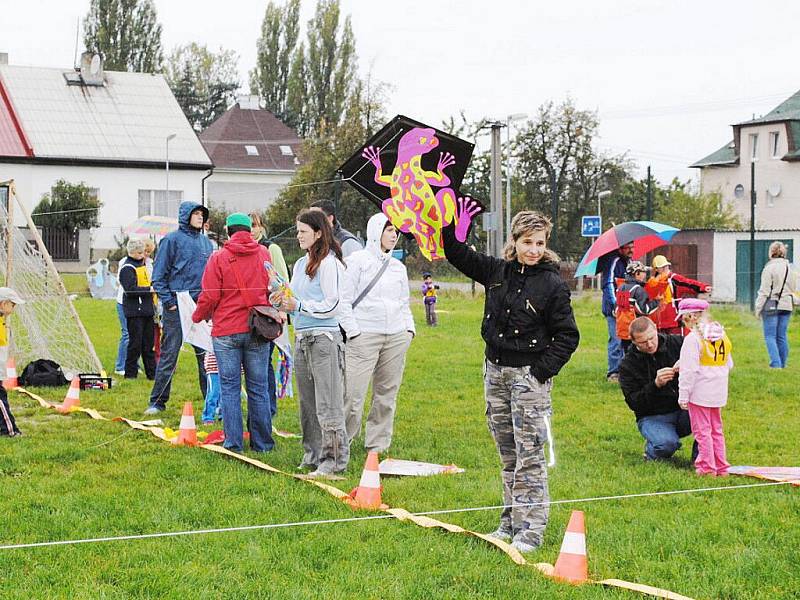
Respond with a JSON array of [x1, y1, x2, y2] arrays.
[[749, 133, 759, 161], [137, 189, 183, 218], [770, 131, 780, 158], [279, 145, 293, 156], [244, 145, 259, 156]]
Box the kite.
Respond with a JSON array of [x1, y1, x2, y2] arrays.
[[340, 115, 484, 261]]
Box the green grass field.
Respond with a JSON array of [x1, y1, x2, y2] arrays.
[[1, 294, 798, 599]]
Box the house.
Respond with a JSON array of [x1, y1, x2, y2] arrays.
[[691, 89, 800, 230], [0, 52, 212, 252], [199, 96, 301, 215]]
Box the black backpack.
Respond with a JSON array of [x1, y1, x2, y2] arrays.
[[19, 359, 70, 387]]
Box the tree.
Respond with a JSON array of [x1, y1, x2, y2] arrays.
[[656, 181, 742, 230], [164, 43, 240, 131], [32, 180, 102, 230], [83, 0, 163, 73]]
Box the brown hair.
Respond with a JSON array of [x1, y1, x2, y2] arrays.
[[629, 316, 656, 338], [296, 209, 343, 278], [502, 211, 560, 263]]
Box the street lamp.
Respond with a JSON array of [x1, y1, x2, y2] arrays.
[[505, 113, 527, 238], [597, 190, 612, 229], [165, 133, 176, 214]]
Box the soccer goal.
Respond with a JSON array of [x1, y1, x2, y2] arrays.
[[0, 179, 103, 377]]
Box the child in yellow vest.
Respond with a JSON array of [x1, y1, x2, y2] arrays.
[[0, 287, 25, 437]]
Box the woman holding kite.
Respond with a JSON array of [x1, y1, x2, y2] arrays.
[[442, 199, 580, 554]]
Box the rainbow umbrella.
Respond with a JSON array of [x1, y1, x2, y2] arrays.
[[124, 215, 178, 237], [574, 220, 679, 277]]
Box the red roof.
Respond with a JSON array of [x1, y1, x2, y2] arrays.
[[199, 104, 301, 171], [0, 75, 32, 157]]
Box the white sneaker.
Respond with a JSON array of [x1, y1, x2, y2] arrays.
[[114, 370, 125, 376], [487, 528, 512, 542], [511, 539, 540, 554]]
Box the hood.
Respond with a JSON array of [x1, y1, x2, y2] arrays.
[[178, 201, 209, 232], [223, 230, 262, 256], [702, 321, 726, 342], [365, 212, 393, 258]]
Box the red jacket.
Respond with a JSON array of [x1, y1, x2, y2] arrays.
[[654, 272, 711, 331], [192, 231, 272, 337]]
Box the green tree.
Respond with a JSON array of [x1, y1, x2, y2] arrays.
[[656, 180, 742, 230], [83, 0, 163, 73], [164, 43, 240, 131], [32, 180, 101, 230]]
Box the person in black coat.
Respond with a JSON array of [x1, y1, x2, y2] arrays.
[[119, 239, 156, 379], [442, 198, 579, 554]]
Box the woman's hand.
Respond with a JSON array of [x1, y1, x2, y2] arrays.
[[280, 296, 298, 312]]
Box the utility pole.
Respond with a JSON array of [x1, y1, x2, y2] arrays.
[[333, 170, 342, 215], [550, 170, 558, 254], [489, 122, 504, 257], [646, 165, 653, 221], [749, 161, 756, 311]]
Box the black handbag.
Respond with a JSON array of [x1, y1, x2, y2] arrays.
[[762, 264, 789, 317], [227, 250, 285, 342]]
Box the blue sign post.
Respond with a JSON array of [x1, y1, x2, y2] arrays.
[[581, 215, 602, 237]]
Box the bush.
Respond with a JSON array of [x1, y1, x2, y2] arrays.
[[32, 180, 101, 230]]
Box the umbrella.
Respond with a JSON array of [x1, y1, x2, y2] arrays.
[[124, 215, 178, 237], [574, 220, 679, 277]]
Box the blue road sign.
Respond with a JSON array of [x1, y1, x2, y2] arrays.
[[581, 216, 602, 237]]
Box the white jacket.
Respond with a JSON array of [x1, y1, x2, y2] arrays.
[[339, 213, 415, 337]]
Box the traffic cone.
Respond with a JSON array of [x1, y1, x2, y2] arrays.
[[57, 377, 81, 414], [172, 402, 198, 446], [552, 510, 589, 584], [344, 451, 387, 510], [3, 357, 18, 390]]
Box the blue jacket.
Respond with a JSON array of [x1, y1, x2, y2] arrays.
[[152, 201, 213, 310], [599, 252, 630, 317]]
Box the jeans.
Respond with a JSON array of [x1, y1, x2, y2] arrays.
[[202, 372, 221, 423], [606, 315, 623, 376], [637, 410, 696, 460], [762, 310, 791, 368], [148, 306, 206, 409], [267, 342, 277, 417], [213, 332, 274, 453], [115, 303, 129, 372]]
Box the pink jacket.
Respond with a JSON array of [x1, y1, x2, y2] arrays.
[[678, 322, 733, 408]]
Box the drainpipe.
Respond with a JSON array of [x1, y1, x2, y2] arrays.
[[201, 167, 213, 207]]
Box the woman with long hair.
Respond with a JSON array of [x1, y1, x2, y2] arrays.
[[270, 209, 350, 477]]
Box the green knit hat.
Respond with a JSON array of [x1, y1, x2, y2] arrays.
[[226, 213, 252, 229]]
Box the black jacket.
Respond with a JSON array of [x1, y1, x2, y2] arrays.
[[619, 333, 683, 420], [119, 257, 155, 318], [442, 224, 579, 382]]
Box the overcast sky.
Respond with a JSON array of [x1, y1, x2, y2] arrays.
[[5, 0, 800, 185]]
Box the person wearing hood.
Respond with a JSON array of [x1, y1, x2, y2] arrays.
[[310, 199, 364, 257], [677, 299, 732, 476], [146, 201, 214, 415], [192, 213, 276, 454], [442, 200, 580, 555], [339, 213, 415, 453], [270, 209, 350, 478]]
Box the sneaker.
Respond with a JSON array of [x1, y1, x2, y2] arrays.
[[606, 373, 619, 383], [511, 539, 540, 554], [114, 370, 125, 376], [307, 469, 336, 480], [486, 528, 512, 542], [144, 405, 165, 416], [202, 420, 214, 426]]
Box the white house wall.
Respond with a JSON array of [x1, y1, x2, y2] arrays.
[[712, 230, 800, 302], [700, 123, 800, 230], [0, 162, 208, 249], [206, 169, 293, 215]]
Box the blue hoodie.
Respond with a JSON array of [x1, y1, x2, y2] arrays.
[[152, 201, 213, 309]]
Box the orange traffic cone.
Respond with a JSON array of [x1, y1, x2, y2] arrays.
[[57, 377, 81, 414], [552, 510, 589, 584], [172, 402, 198, 446], [344, 451, 387, 510], [3, 357, 18, 390]]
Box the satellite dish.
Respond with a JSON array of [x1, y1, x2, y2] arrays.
[[90, 54, 102, 75], [768, 183, 782, 197], [734, 184, 745, 199]]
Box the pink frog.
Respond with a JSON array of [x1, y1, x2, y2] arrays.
[[362, 127, 462, 261]]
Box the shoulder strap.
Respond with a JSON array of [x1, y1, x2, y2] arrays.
[[352, 257, 391, 309], [776, 263, 790, 298]]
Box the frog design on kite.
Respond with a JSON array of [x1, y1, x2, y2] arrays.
[[361, 127, 461, 261]]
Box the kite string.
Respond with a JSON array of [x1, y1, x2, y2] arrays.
[[0, 479, 793, 551]]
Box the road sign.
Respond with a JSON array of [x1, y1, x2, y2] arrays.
[[581, 215, 601, 237]]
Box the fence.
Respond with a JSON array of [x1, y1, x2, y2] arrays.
[[40, 228, 80, 261]]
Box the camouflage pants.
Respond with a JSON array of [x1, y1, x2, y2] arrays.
[[484, 361, 552, 547]]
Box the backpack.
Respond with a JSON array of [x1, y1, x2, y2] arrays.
[[615, 285, 638, 340], [19, 359, 70, 387]]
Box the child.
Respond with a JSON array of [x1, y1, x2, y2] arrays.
[[421, 272, 439, 326], [615, 261, 660, 353], [202, 349, 221, 425], [677, 298, 732, 476], [0, 287, 25, 437], [442, 200, 580, 553], [118, 239, 156, 379]]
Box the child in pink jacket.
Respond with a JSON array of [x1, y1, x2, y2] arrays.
[[677, 298, 732, 476]]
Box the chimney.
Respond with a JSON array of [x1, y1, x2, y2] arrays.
[[237, 95, 261, 110], [0, 53, 8, 65], [79, 51, 105, 86]]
